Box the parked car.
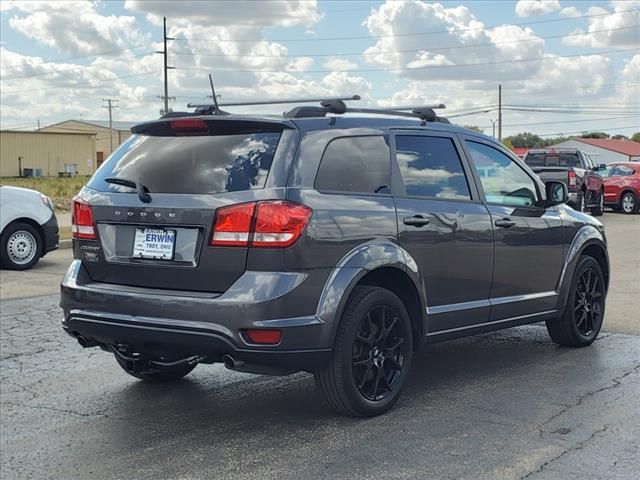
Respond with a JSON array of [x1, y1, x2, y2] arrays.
[[601, 162, 640, 214], [523, 148, 605, 215], [60, 100, 610, 417], [0, 185, 59, 270]]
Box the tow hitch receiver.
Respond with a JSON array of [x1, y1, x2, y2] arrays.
[[109, 345, 206, 373]]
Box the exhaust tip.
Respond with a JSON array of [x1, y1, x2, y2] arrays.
[[222, 354, 235, 369], [76, 335, 97, 348]]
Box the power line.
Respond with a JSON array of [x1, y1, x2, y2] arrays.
[[2, 51, 155, 80], [174, 9, 639, 43], [172, 25, 639, 59], [480, 115, 640, 129], [536, 124, 640, 137], [1, 70, 158, 94], [173, 47, 639, 74], [0, 45, 149, 70]]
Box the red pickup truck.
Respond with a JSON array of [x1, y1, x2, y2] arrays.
[[523, 149, 606, 215]]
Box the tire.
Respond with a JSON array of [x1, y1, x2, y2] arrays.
[[590, 190, 604, 216], [620, 191, 639, 214], [573, 192, 585, 213], [546, 256, 605, 347], [0, 222, 42, 270], [114, 354, 197, 382], [314, 286, 413, 417]]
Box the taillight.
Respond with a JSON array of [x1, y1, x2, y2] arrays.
[[71, 198, 96, 240], [253, 201, 312, 247], [169, 118, 208, 134], [210, 203, 255, 246], [568, 170, 577, 187], [210, 201, 312, 248]]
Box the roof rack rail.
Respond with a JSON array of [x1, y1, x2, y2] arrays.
[[187, 95, 360, 109], [284, 104, 448, 124], [183, 94, 448, 124]]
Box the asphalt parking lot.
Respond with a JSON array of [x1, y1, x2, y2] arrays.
[[1, 213, 638, 479]]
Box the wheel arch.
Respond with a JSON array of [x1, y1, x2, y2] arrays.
[[556, 225, 609, 310], [1, 217, 45, 256], [315, 241, 427, 352]]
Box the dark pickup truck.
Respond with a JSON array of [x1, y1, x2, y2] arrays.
[[523, 148, 605, 215]]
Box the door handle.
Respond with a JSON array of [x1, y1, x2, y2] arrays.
[[403, 215, 430, 227], [494, 218, 516, 228]]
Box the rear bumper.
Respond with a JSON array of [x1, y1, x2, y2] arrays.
[[60, 260, 333, 372], [42, 213, 59, 255]]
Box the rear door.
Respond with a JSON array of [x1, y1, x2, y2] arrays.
[[75, 119, 294, 293], [392, 132, 494, 334], [461, 138, 565, 320]]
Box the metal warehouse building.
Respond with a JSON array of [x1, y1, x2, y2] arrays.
[[40, 119, 135, 168], [0, 130, 96, 177]]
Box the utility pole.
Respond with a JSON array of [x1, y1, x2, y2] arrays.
[[490, 119, 497, 139], [102, 98, 119, 154], [156, 17, 175, 115], [498, 84, 502, 142]]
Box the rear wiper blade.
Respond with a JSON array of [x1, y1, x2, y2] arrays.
[[105, 177, 152, 203]]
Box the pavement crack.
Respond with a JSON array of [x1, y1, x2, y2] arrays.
[[2, 401, 109, 418], [521, 425, 609, 479], [537, 364, 640, 438]]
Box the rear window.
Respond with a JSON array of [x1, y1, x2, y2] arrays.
[[525, 152, 581, 168], [89, 127, 283, 194]]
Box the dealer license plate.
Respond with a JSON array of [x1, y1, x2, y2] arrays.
[[132, 228, 176, 260]]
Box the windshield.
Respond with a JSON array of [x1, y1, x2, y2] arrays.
[[89, 130, 283, 195]]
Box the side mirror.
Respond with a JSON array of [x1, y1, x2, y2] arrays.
[[545, 181, 568, 207], [599, 163, 607, 170]]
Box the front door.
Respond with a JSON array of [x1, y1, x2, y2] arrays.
[[392, 133, 494, 335], [462, 138, 565, 321]]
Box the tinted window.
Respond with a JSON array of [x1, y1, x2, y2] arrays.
[[395, 136, 471, 200], [89, 130, 282, 194], [315, 136, 391, 194], [524, 152, 581, 168], [613, 165, 634, 176], [467, 141, 539, 207]]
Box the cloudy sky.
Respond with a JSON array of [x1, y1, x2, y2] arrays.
[[1, 0, 638, 138]]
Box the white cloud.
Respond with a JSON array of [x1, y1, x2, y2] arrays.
[[515, 0, 561, 18], [362, 1, 545, 81], [562, 2, 640, 48], [323, 57, 358, 71], [286, 57, 315, 72], [124, 0, 321, 27], [5, 1, 147, 55], [559, 6, 581, 18], [0, 48, 151, 126]]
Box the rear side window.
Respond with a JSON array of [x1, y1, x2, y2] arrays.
[[315, 136, 391, 194], [395, 135, 471, 200], [89, 128, 283, 194]]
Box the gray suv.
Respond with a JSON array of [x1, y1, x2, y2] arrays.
[[61, 98, 609, 417]]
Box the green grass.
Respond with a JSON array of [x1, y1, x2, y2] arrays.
[[1, 176, 90, 212]]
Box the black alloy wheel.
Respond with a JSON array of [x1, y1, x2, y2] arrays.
[[315, 286, 413, 417], [546, 255, 605, 347], [352, 305, 406, 402], [574, 267, 604, 336]]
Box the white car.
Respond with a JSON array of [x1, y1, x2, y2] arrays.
[[0, 185, 59, 270]]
